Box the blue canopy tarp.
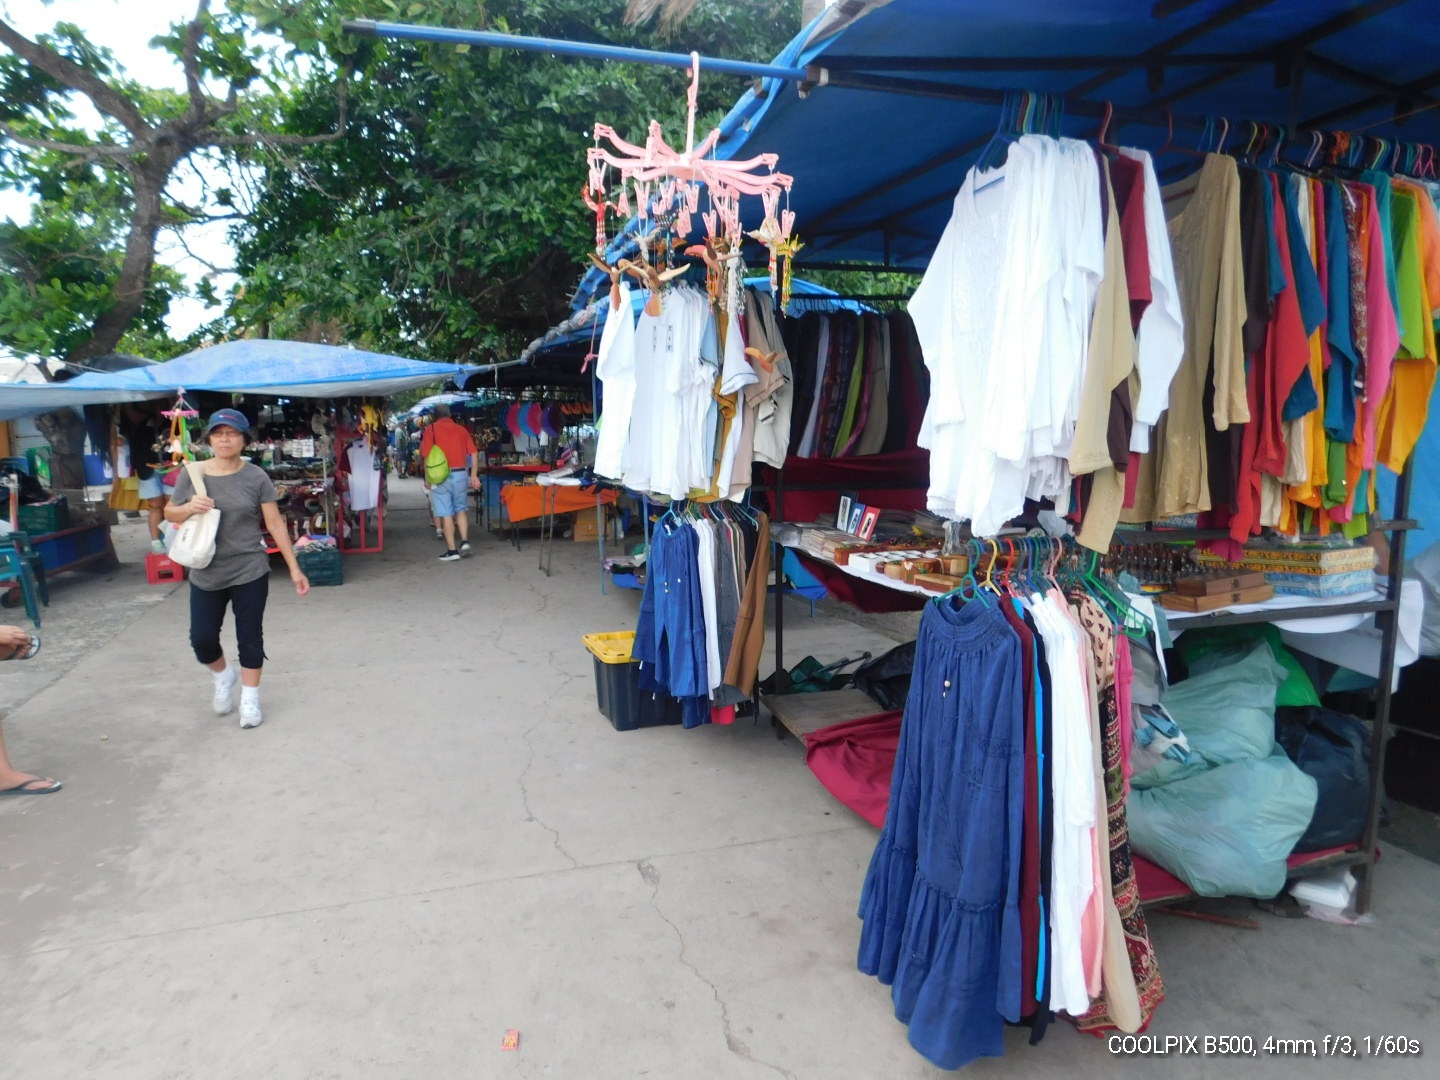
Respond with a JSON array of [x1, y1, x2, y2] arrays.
[[0, 368, 160, 420], [574, 0, 1440, 306], [0, 340, 474, 419]]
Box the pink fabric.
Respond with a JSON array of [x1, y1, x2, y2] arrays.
[[710, 704, 736, 726], [1361, 195, 1401, 468]]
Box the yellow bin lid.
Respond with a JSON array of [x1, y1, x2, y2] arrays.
[[583, 630, 636, 664]]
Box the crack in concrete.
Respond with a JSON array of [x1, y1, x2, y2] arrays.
[[5, 828, 860, 960], [517, 722, 580, 870], [636, 859, 798, 1080]]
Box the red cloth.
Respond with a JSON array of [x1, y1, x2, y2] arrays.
[[803, 710, 903, 828], [756, 448, 930, 528], [421, 418, 476, 473]]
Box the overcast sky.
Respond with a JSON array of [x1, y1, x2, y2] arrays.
[[0, 0, 237, 349]]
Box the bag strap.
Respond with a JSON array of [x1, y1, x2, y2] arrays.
[[184, 460, 209, 499]]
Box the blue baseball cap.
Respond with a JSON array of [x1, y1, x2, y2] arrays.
[[204, 408, 251, 435]]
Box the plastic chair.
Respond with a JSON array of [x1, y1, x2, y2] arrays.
[[0, 540, 44, 627], [8, 533, 49, 605], [774, 548, 828, 616]]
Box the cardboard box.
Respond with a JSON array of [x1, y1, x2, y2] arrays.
[[572, 508, 610, 542]]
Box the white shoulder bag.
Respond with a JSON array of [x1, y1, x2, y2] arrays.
[[169, 461, 221, 569]]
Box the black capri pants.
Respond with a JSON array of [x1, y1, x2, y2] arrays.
[[189, 574, 269, 670]]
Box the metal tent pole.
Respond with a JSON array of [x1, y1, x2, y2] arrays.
[[1356, 462, 1413, 914], [344, 20, 808, 81]]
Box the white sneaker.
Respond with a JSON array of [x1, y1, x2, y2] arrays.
[[212, 668, 238, 716], [150, 538, 167, 555], [459, 541, 472, 557], [239, 698, 263, 729]]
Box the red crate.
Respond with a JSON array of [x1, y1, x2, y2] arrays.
[[145, 552, 185, 584]]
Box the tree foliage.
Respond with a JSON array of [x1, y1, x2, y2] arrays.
[[229, 0, 800, 363], [0, 0, 349, 371]]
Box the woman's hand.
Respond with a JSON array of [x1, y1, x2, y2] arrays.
[[291, 569, 310, 597], [189, 496, 216, 515], [0, 625, 31, 650]]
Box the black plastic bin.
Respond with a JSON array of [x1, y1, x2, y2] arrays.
[[584, 632, 683, 731]]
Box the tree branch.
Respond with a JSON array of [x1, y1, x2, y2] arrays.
[[0, 18, 150, 137], [180, 0, 210, 124], [167, 228, 233, 276], [214, 67, 348, 148], [0, 119, 134, 159]]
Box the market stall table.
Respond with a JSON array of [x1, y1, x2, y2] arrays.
[[499, 476, 618, 574]]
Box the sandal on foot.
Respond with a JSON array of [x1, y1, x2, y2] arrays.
[[0, 634, 40, 662], [0, 777, 62, 796]]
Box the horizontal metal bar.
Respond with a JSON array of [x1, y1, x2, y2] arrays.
[[789, 261, 925, 273], [343, 19, 809, 81], [1167, 599, 1397, 630], [1391, 723, 1440, 744], [814, 68, 1216, 132], [820, 51, 1301, 74]]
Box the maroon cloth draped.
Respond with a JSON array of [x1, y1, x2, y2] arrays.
[[794, 551, 927, 613], [757, 448, 930, 527], [803, 710, 904, 828]]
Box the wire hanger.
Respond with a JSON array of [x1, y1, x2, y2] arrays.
[[1097, 100, 1120, 156]]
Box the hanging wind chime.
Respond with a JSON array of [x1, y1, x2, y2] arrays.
[[584, 53, 802, 311], [162, 390, 201, 462]]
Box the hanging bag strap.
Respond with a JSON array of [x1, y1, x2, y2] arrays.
[[185, 460, 210, 500]]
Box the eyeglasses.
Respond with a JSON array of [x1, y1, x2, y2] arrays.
[[209, 428, 245, 439]]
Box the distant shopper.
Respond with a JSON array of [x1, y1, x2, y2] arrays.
[[0, 624, 59, 796], [166, 409, 310, 729], [420, 403, 479, 561], [118, 402, 169, 554]]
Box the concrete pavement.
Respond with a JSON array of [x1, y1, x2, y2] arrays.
[[2, 477, 1437, 1079]]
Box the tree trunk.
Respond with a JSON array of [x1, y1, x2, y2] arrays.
[[32, 409, 90, 489], [39, 159, 175, 489], [67, 159, 175, 364]]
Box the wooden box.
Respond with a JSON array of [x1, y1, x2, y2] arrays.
[[1174, 570, 1268, 596], [914, 573, 962, 593], [1160, 583, 1274, 612]]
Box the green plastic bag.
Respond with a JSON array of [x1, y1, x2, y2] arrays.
[[424, 442, 450, 485]]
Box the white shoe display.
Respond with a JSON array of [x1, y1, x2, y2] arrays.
[[212, 668, 238, 716]]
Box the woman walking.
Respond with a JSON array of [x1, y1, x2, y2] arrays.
[[166, 409, 310, 728]]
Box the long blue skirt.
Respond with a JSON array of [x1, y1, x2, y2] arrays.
[[857, 598, 1026, 1070]]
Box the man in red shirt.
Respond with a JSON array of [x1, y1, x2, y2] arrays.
[[420, 404, 480, 561]]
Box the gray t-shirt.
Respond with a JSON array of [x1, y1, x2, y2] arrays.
[[171, 462, 278, 590]]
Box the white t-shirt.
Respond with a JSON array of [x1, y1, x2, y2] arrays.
[[693, 519, 722, 693], [593, 284, 637, 481], [1121, 147, 1186, 454], [1027, 591, 1096, 1016], [714, 307, 760, 495]]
